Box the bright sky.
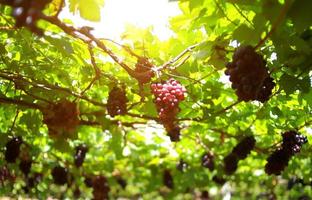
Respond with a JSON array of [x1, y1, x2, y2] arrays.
[[60, 0, 181, 41]]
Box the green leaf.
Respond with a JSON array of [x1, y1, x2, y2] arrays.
[[69, 0, 104, 21], [288, 0, 312, 32], [232, 24, 260, 45]]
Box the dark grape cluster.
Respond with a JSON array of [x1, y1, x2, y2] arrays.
[[163, 170, 174, 189], [287, 177, 305, 190], [19, 159, 32, 176], [200, 190, 210, 200], [51, 166, 68, 185], [116, 176, 127, 189], [0, 0, 51, 35], [42, 100, 80, 138], [212, 175, 226, 185], [23, 172, 42, 193], [176, 159, 188, 172], [107, 86, 128, 117], [74, 144, 88, 167], [282, 131, 308, 155], [5, 136, 23, 163], [134, 57, 155, 84], [201, 152, 214, 171], [0, 165, 15, 185], [265, 131, 307, 175], [151, 78, 186, 141], [84, 176, 93, 188], [232, 136, 256, 159], [225, 45, 275, 102], [92, 175, 110, 200], [223, 136, 255, 175]]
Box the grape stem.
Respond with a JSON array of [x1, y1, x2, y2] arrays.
[[255, 0, 292, 49], [159, 43, 201, 71]]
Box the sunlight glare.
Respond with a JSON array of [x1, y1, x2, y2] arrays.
[[60, 0, 181, 41]]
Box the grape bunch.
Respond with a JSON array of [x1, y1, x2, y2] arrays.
[[116, 176, 127, 189], [265, 131, 307, 175], [74, 144, 88, 167], [151, 78, 186, 141], [201, 152, 215, 171], [51, 166, 69, 185], [42, 100, 80, 138], [225, 45, 275, 102], [92, 175, 110, 200], [163, 170, 174, 189], [200, 190, 210, 200], [282, 131, 308, 155], [19, 159, 32, 176], [107, 86, 128, 117], [0, 0, 52, 35], [134, 57, 155, 84], [212, 175, 226, 185], [5, 136, 23, 163], [0, 165, 15, 185], [23, 172, 43, 193], [287, 177, 305, 190], [176, 159, 188, 172], [223, 136, 255, 175]]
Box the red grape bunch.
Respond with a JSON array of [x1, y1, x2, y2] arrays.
[[42, 99, 80, 138], [265, 131, 308, 175], [0, 0, 52, 35], [134, 57, 155, 84], [151, 78, 186, 141], [223, 136, 256, 175], [225, 45, 275, 102], [107, 86, 128, 117]]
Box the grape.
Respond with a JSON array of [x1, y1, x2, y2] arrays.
[[223, 153, 238, 175], [51, 166, 68, 185], [5, 136, 23, 163], [232, 136, 256, 159], [163, 170, 174, 189], [151, 78, 186, 141], [74, 144, 88, 167], [176, 159, 188, 172], [134, 57, 155, 84], [19, 159, 32, 176], [225, 45, 275, 102], [107, 86, 128, 117], [201, 152, 214, 171], [92, 175, 110, 200]]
